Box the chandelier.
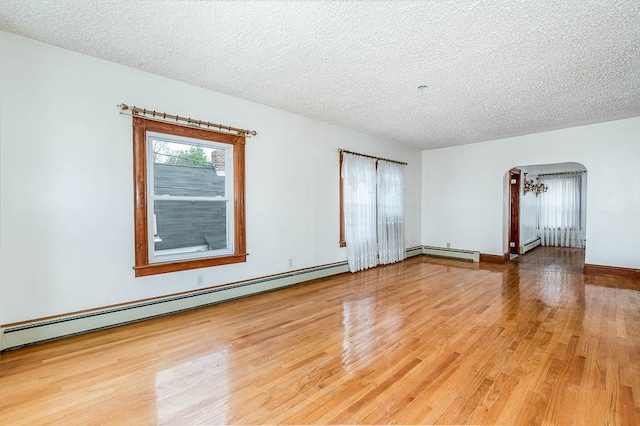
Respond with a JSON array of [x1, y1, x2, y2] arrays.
[[522, 173, 548, 196]]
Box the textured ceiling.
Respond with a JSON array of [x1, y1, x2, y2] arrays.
[[1, 1, 639, 149]]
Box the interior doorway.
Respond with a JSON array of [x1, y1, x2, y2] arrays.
[[505, 162, 587, 259]]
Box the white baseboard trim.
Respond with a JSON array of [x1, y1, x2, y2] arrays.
[[1, 246, 424, 352], [519, 237, 541, 254], [1, 261, 350, 352], [422, 246, 480, 262]]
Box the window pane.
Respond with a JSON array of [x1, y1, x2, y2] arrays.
[[154, 200, 228, 253], [152, 139, 226, 197], [133, 118, 246, 276]]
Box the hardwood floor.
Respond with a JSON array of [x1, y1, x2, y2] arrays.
[[1, 247, 639, 424]]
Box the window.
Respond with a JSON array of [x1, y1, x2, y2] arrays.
[[339, 151, 406, 272], [133, 117, 246, 277], [537, 173, 582, 247]]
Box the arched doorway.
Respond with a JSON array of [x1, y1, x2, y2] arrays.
[[506, 162, 587, 259]]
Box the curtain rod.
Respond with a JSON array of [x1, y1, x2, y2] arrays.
[[338, 149, 407, 166], [538, 170, 585, 177], [117, 104, 257, 137]]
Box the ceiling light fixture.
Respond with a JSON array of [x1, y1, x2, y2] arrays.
[[416, 85, 429, 97], [523, 173, 548, 197]]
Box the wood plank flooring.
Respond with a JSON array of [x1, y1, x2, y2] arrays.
[[1, 247, 640, 424]]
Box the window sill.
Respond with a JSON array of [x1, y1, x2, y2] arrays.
[[133, 253, 247, 277]]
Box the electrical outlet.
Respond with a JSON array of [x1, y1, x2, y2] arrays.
[[446, 242, 451, 248], [288, 258, 293, 268], [197, 275, 204, 287]]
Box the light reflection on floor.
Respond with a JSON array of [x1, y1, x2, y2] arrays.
[[342, 296, 403, 374], [155, 349, 229, 424]]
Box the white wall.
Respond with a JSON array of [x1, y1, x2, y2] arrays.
[[422, 117, 640, 269], [0, 32, 422, 324]]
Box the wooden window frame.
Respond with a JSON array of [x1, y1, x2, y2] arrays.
[[132, 117, 246, 277]]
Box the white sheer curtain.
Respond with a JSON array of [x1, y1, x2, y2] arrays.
[[342, 154, 378, 272], [377, 161, 406, 265], [538, 174, 582, 247]]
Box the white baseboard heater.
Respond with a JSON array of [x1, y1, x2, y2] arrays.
[[422, 246, 480, 262], [0, 262, 349, 352], [519, 237, 541, 254], [1, 247, 425, 352]]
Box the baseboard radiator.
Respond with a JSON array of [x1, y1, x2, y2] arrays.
[[1, 247, 424, 352], [0, 262, 349, 352], [422, 246, 480, 262], [519, 237, 541, 254]]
